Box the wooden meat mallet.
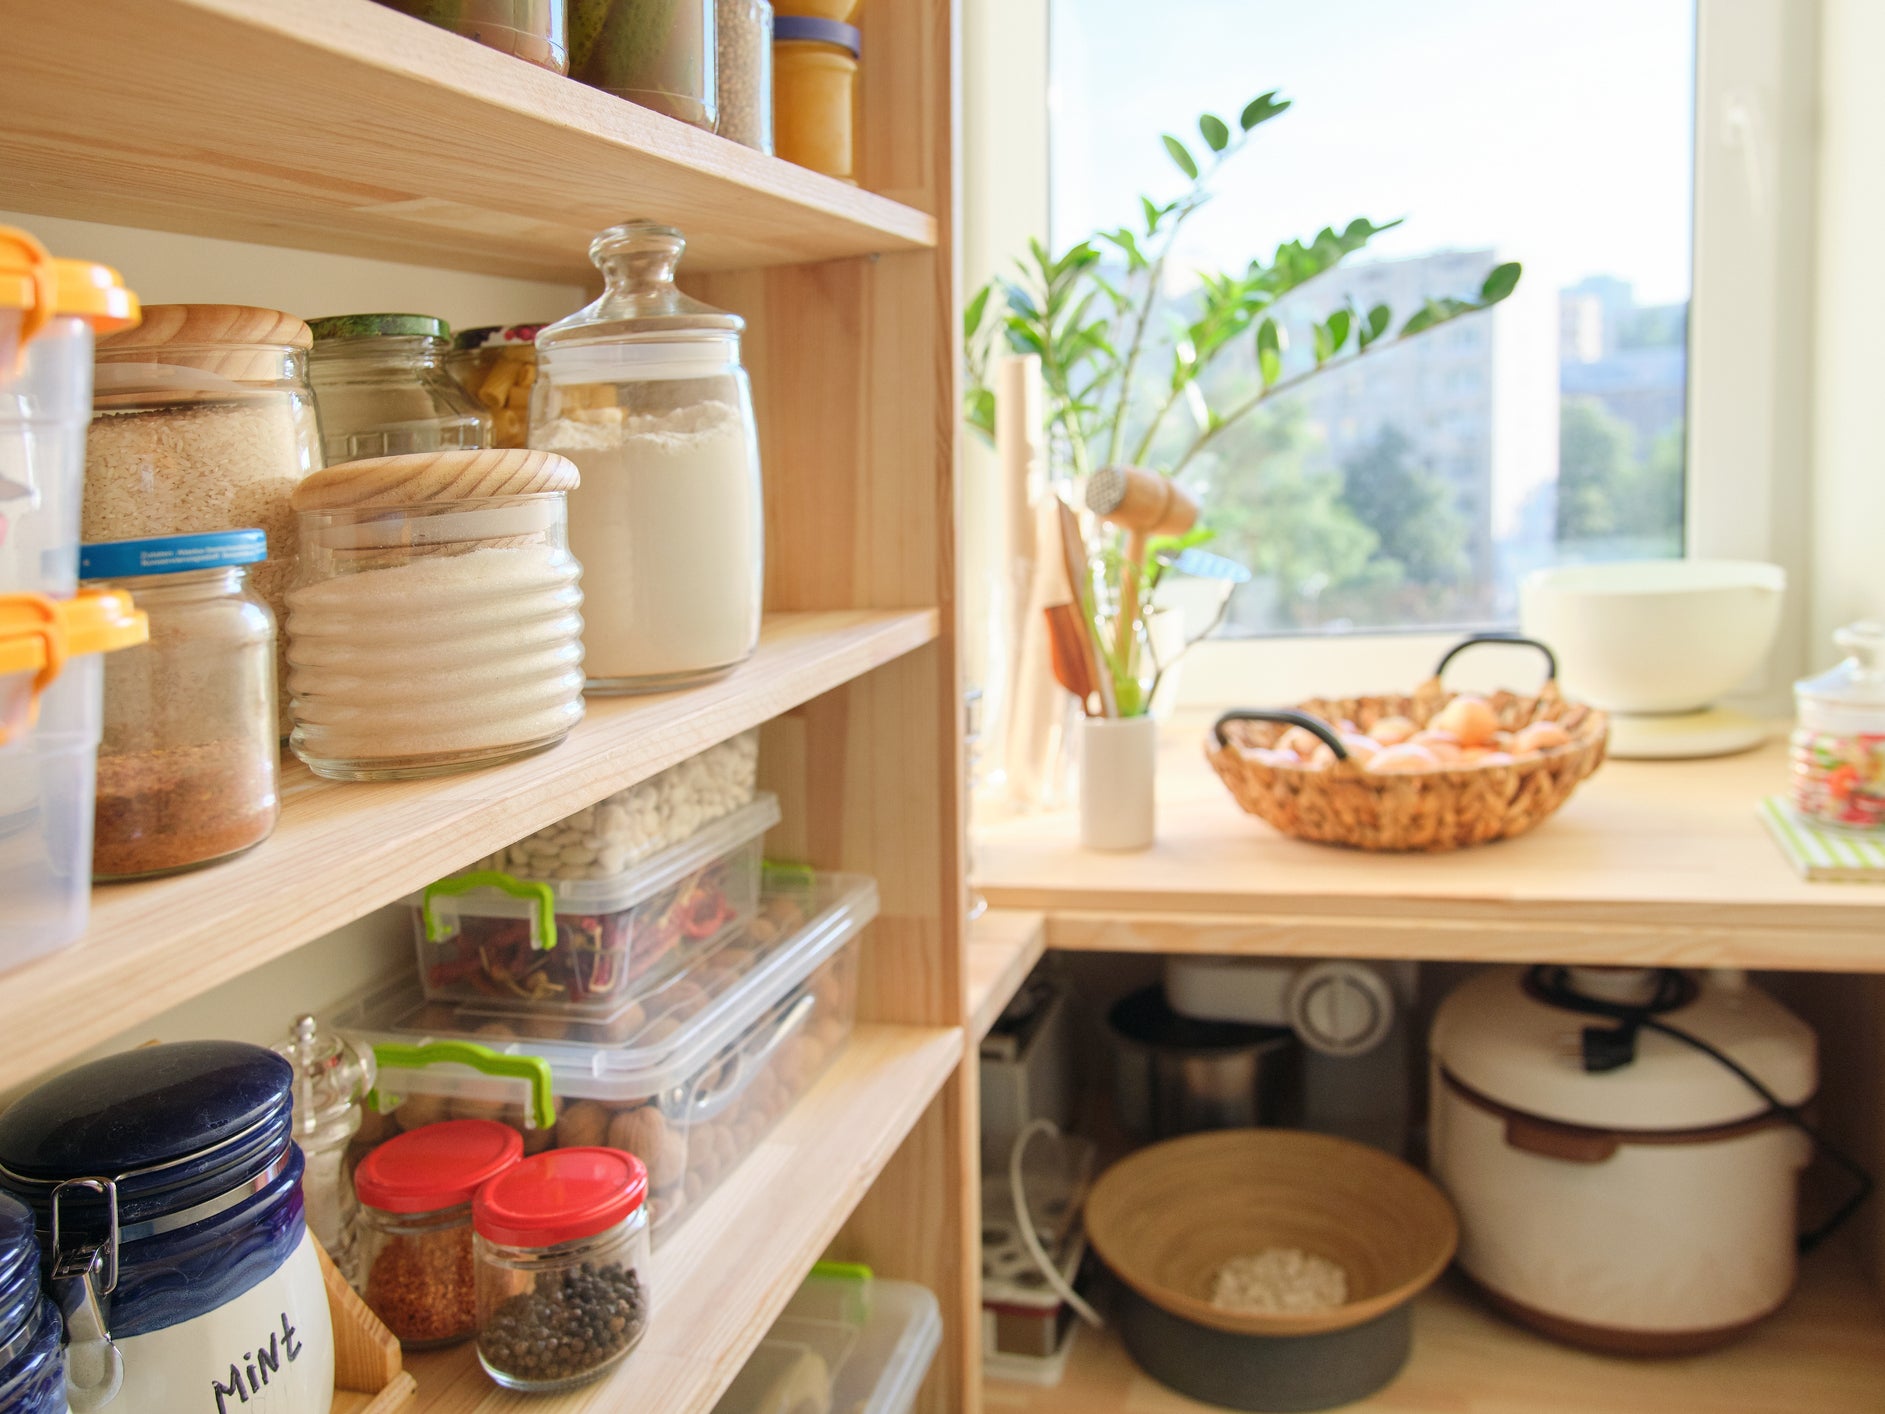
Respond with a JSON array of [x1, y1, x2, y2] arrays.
[[1084, 466, 1200, 667]]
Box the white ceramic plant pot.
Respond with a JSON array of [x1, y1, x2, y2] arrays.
[[1080, 715, 1156, 851]]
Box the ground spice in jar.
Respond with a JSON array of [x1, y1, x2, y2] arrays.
[[365, 1226, 478, 1346], [353, 1119, 524, 1350], [479, 1262, 646, 1384], [92, 740, 277, 879]]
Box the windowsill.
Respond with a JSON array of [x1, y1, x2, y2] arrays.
[[972, 716, 1885, 970]]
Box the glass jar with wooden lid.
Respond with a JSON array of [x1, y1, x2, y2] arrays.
[[286, 448, 585, 780]]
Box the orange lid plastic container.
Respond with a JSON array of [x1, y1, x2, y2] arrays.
[[0, 226, 141, 345]]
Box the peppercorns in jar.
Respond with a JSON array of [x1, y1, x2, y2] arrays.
[[355, 1119, 524, 1347], [474, 1147, 651, 1391]]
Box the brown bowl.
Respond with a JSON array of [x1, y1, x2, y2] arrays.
[[1084, 1129, 1458, 1338]]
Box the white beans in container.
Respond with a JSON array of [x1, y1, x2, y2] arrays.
[[481, 731, 760, 881]]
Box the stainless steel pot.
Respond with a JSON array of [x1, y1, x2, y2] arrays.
[[1107, 986, 1301, 1139]]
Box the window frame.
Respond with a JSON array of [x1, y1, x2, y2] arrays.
[[961, 0, 1813, 715]]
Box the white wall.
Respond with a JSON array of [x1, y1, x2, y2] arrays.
[[1810, 0, 1885, 651], [4, 212, 584, 331], [1, 211, 585, 1096]]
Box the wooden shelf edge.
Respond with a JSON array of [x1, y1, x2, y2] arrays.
[[2, 0, 936, 281], [985, 1248, 1885, 1414], [0, 609, 938, 1086], [404, 1023, 964, 1413], [1025, 908, 1885, 974], [968, 910, 1047, 1042]]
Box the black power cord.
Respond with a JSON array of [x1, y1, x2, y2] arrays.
[[1526, 965, 1874, 1255]]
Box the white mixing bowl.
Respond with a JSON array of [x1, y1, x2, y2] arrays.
[[1520, 560, 1786, 713]]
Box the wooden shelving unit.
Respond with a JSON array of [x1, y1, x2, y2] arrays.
[[972, 717, 1885, 1412], [0, 610, 938, 1082], [0, 0, 936, 279], [977, 720, 1885, 972], [985, 1252, 1885, 1414], [969, 910, 1046, 1041], [406, 1024, 963, 1413], [0, 0, 974, 1410]]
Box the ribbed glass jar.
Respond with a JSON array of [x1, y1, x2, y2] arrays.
[[286, 449, 585, 780]]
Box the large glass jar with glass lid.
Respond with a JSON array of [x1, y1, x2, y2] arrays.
[[531, 222, 763, 694], [307, 313, 491, 464]]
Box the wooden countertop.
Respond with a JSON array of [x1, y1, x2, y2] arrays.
[[974, 720, 1885, 972]]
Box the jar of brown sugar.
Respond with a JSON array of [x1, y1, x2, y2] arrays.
[[354, 1118, 524, 1348], [80, 529, 280, 881]]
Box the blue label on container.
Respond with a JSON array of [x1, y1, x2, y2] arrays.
[[80, 530, 267, 580]]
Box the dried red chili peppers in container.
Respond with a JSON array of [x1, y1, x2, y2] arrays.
[[354, 1119, 523, 1347], [411, 792, 779, 1019]]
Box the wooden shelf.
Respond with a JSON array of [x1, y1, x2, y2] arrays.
[[974, 717, 1885, 972], [0, 0, 937, 281], [985, 1250, 1885, 1414], [0, 609, 936, 1085], [968, 910, 1046, 1042], [403, 1023, 963, 1413]]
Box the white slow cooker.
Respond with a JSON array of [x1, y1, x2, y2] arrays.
[[1430, 966, 1816, 1354]]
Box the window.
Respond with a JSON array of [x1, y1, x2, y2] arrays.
[[1048, 0, 1697, 637]]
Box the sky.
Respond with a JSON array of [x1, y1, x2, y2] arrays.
[[1049, 0, 1697, 306]]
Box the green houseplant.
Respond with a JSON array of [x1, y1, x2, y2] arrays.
[[966, 91, 1522, 716]]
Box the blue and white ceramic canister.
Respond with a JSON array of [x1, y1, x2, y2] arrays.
[[0, 1192, 63, 1414], [0, 1042, 334, 1413]]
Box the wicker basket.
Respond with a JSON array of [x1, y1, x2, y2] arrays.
[[1206, 635, 1608, 852]]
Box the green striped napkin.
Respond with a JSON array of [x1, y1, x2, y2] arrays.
[[1760, 797, 1885, 880]]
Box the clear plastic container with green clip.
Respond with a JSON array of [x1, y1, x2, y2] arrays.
[[713, 1264, 943, 1414], [339, 869, 875, 1237], [409, 792, 780, 1018]]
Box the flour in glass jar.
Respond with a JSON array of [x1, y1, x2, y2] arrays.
[[536, 400, 762, 688]]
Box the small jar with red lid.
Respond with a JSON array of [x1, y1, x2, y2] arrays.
[[473, 1147, 651, 1392], [354, 1118, 523, 1348]]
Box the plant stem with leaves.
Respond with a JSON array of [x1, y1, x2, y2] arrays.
[[964, 91, 1524, 715]]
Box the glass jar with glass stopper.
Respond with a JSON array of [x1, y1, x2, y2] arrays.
[[531, 222, 763, 694]]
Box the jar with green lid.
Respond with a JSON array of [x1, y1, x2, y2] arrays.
[[375, 0, 569, 73], [307, 313, 492, 464], [569, 0, 717, 130]]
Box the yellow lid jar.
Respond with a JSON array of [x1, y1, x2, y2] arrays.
[[772, 17, 859, 181]]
